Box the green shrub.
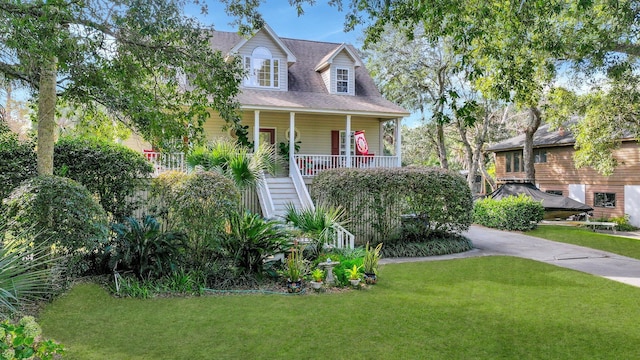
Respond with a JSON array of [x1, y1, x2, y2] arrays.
[[312, 167, 473, 244], [473, 194, 544, 231], [0, 132, 36, 204], [219, 211, 292, 275], [381, 235, 474, 257], [160, 171, 241, 268], [0, 316, 64, 359], [54, 136, 153, 220], [109, 216, 188, 280], [2, 176, 109, 274]]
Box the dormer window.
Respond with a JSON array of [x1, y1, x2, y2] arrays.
[[336, 68, 349, 93], [244, 47, 280, 88]]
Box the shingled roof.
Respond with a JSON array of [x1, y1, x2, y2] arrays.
[[487, 124, 576, 152], [209, 30, 409, 118]]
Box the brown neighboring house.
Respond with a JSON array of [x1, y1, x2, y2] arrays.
[[487, 124, 640, 226]]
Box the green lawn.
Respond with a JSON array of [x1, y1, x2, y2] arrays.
[[530, 225, 640, 260], [39, 257, 640, 359]]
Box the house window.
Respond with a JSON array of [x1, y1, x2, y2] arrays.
[[594, 192, 616, 208], [534, 149, 548, 163], [339, 130, 355, 155], [336, 68, 349, 93], [505, 151, 523, 173], [244, 47, 280, 88], [546, 190, 563, 196]]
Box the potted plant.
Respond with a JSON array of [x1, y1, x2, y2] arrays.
[[310, 268, 324, 290], [362, 242, 383, 284], [345, 264, 361, 286], [285, 245, 305, 293]]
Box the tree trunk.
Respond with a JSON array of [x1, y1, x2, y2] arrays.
[[436, 123, 448, 169], [455, 118, 475, 189], [523, 106, 542, 183], [37, 57, 57, 176]]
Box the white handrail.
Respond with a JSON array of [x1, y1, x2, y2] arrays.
[[331, 223, 355, 249], [290, 157, 315, 210], [256, 172, 276, 219]]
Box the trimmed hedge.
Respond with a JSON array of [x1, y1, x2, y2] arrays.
[[54, 137, 154, 220], [473, 194, 544, 231], [311, 167, 473, 244]]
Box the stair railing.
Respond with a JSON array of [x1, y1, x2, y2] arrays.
[[290, 157, 314, 210], [331, 223, 355, 249], [256, 172, 276, 219]]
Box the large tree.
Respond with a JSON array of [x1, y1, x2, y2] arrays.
[[364, 25, 460, 169], [1, 0, 245, 175]]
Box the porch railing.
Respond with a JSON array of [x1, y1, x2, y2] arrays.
[[144, 152, 186, 176], [294, 154, 399, 177]]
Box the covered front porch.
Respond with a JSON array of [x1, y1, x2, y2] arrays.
[[248, 110, 403, 178]]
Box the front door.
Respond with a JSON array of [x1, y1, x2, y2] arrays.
[[259, 128, 276, 146]]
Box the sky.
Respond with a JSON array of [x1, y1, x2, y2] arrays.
[[189, 1, 364, 46]]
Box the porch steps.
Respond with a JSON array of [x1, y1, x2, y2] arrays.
[[265, 177, 302, 219]]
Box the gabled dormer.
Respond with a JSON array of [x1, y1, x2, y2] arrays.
[[314, 44, 362, 96], [230, 24, 296, 91]]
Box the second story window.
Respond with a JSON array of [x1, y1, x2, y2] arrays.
[[336, 68, 349, 93], [244, 47, 280, 89], [505, 151, 523, 173], [534, 149, 548, 163]]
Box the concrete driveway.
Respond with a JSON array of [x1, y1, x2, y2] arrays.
[[380, 225, 640, 288]]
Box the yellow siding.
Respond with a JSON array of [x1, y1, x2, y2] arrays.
[[202, 111, 384, 155], [120, 132, 152, 153]]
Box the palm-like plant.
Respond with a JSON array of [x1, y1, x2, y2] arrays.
[[283, 205, 348, 256], [220, 210, 292, 275], [186, 139, 278, 190], [0, 230, 62, 319]]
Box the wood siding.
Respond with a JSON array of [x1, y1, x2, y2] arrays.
[[494, 142, 640, 218]]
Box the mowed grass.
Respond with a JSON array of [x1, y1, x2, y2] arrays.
[[530, 225, 640, 260], [39, 256, 640, 359]]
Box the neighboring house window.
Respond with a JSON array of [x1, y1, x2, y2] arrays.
[[336, 68, 349, 93], [594, 192, 616, 208], [339, 130, 355, 155], [534, 149, 548, 163], [244, 47, 280, 88], [546, 190, 563, 196], [505, 151, 523, 173]]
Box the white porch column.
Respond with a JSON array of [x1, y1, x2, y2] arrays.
[[379, 121, 385, 155], [289, 112, 296, 176], [395, 118, 402, 167], [253, 110, 260, 151], [346, 115, 352, 168]]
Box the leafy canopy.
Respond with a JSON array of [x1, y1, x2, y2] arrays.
[[0, 0, 245, 153]]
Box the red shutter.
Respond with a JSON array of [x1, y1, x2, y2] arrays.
[[331, 130, 340, 155]]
